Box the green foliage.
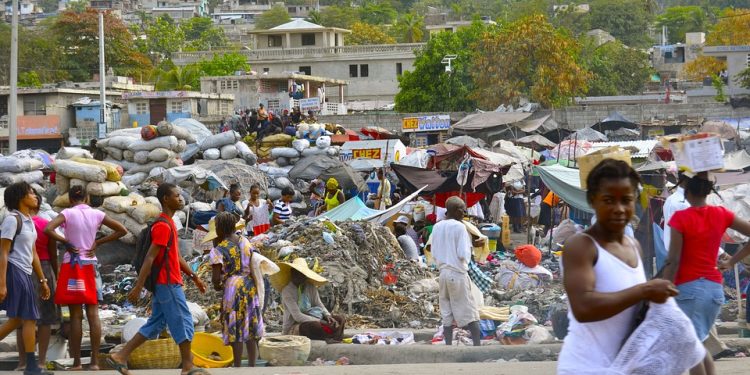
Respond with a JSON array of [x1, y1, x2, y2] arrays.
[[588, 0, 654, 47], [182, 17, 229, 51], [552, 4, 592, 35], [38, 0, 60, 13], [347, 22, 396, 45], [712, 74, 726, 102], [581, 39, 652, 96], [131, 16, 228, 63], [67, 0, 88, 13], [18, 72, 42, 88], [255, 5, 292, 30], [737, 67, 750, 90], [395, 22, 486, 112], [197, 52, 251, 76], [656, 6, 706, 43], [393, 13, 425, 43], [137, 16, 185, 59], [306, 10, 322, 25], [155, 65, 201, 91], [319, 6, 361, 28], [359, 1, 397, 24]]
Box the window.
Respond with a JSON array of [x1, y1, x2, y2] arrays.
[[349, 64, 358, 78], [396, 63, 403, 76], [267, 99, 280, 113], [219, 80, 239, 91], [135, 102, 148, 114], [298, 66, 311, 75], [263, 67, 270, 73], [360, 64, 369, 77], [220, 101, 230, 115], [22, 97, 45, 116], [170, 100, 185, 113], [287, 7, 294, 13], [268, 35, 282, 47], [301, 33, 316, 46]]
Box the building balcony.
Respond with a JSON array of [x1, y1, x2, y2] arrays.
[[290, 99, 347, 116], [172, 43, 425, 64]]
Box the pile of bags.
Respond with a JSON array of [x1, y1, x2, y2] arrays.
[[0, 152, 46, 187], [199, 131, 257, 165], [98, 193, 187, 245], [52, 154, 127, 211], [96, 122, 193, 187]]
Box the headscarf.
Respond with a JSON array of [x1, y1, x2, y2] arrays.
[[326, 177, 339, 190]]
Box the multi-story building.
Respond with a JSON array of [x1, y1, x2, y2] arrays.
[[121, 91, 234, 128], [651, 32, 705, 81], [142, 0, 208, 19], [173, 19, 424, 104]]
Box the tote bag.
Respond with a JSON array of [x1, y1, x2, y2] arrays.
[[54, 256, 98, 305]]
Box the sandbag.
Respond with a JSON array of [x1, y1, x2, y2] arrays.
[[54, 160, 106, 183], [144, 197, 162, 210], [71, 157, 123, 182], [0, 170, 44, 186], [171, 125, 196, 144], [258, 165, 292, 178], [106, 135, 138, 150], [220, 144, 238, 160], [130, 136, 179, 152], [125, 159, 181, 175], [260, 133, 293, 146], [271, 147, 300, 159], [243, 152, 258, 166], [70, 179, 86, 188], [104, 147, 123, 161], [316, 136, 331, 149], [106, 158, 138, 172], [87, 181, 127, 197], [268, 187, 282, 201], [57, 147, 92, 160], [108, 128, 141, 138], [292, 139, 310, 152], [235, 141, 252, 156], [121, 173, 148, 187], [134, 151, 149, 164], [258, 336, 311, 367], [141, 125, 159, 140], [201, 131, 240, 151], [148, 148, 174, 162], [53, 194, 70, 208], [56, 175, 70, 195], [103, 194, 146, 214], [276, 157, 289, 167], [103, 210, 146, 237], [129, 203, 161, 224], [203, 148, 220, 160], [156, 121, 174, 137], [0, 157, 43, 173], [301, 147, 327, 157], [175, 140, 187, 153], [123, 150, 135, 162], [274, 177, 293, 190]]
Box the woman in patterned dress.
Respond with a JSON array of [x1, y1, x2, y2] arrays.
[[210, 212, 263, 367]]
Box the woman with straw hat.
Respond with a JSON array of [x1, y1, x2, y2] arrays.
[[206, 212, 270, 367], [270, 258, 346, 342]]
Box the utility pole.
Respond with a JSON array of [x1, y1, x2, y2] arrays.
[[98, 11, 107, 138], [9, 0, 19, 153]]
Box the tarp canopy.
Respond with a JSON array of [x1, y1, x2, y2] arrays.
[[427, 145, 512, 189], [445, 135, 487, 148], [289, 155, 368, 191], [516, 114, 554, 133], [514, 134, 557, 149], [317, 186, 426, 224], [594, 111, 638, 132], [452, 112, 532, 132], [535, 164, 593, 213], [568, 127, 608, 142]]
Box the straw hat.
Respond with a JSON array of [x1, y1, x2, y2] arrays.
[[201, 217, 246, 244], [269, 258, 327, 291]]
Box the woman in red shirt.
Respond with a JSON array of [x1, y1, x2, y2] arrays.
[[664, 171, 750, 375]]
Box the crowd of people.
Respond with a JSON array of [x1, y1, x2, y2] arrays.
[[220, 105, 320, 139]]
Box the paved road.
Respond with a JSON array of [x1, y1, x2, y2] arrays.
[[56, 358, 750, 375]]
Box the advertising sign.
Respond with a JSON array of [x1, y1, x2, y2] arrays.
[[299, 97, 321, 112], [17, 115, 62, 139], [402, 115, 451, 133]]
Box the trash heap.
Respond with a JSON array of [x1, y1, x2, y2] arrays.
[[199, 130, 257, 165], [52, 156, 127, 211], [96, 122, 193, 187]]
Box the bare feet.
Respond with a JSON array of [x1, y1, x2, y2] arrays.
[[88, 365, 100, 371], [68, 365, 84, 371]]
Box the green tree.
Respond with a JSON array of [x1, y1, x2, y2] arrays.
[[552, 4, 592, 35], [182, 17, 228, 51], [395, 22, 487, 112], [255, 5, 291, 30], [589, 0, 654, 47], [138, 15, 186, 61], [197, 52, 251, 76], [581, 39, 652, 96], [712, 74, 726, 102], [393, 13, 425, 43], [306, 10, 322, 25], [52, 9, 152, 82], [470, 14, 590, 108], [736, 67, 750, 89], [705, 8, 750, 46], [18, 72, 42, 88], [359, 1, 397, 25], [66, 0, 88, 12], [155, 65, 201, 91], [319, 6, 360, 29], [347, 22, 396, 45], [345, 22, 396, 45], [655, 6, 706, 43]]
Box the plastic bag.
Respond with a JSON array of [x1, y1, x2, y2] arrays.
[[141, 125, 159, 140]]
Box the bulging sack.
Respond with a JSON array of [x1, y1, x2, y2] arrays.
[[106, 135, 138, 150], [54, 160, 107, 183], [103, 194, 145, 214], [203, 148, 220, 160], [121, 172, 148, 187], [129, 203, 162, 224], [0, 170, 44, 186], [71, 157, 123, 182], [201, 131, 240, 151], [316, 136, 331, 149], [134, 151, 150, 164], [148, 148, 175, 162], [292, 139, 310, 152], [220, 144, 239, 160], [104, 147, 123, 161], [57, 147, 92, 160], [0, 157, 43, 173], [87, 181, 127, 197], [271, 147, 300, 159], [130, 136, 179, 152]]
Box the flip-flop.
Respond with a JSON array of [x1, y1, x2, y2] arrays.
[[105, 356, 130, 375]]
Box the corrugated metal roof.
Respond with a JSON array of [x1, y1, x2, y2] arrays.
[[588, 140, 659, 158]]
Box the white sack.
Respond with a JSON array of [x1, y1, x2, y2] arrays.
[[203, 148, 220, 160], [201, 131, 240, 151], [54, 160, 106, 183], [220, 144, 239, 160], [130, 136, 179, 152]]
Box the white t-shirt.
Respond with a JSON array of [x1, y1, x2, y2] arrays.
[[431, 219, 472, 273], [662, 187, 688, 252]]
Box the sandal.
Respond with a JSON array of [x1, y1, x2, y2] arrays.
[[105, 356, 130, 375]]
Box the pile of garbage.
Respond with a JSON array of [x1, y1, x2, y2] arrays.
[[199, 130, 257, 165]]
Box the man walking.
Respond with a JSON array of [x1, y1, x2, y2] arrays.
[[431, 196, 481, 346], [107, 183, 209, 375]]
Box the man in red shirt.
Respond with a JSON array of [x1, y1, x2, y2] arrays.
[[107, 183, 209, 375]]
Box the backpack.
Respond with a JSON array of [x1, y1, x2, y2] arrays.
[[132, 217, 174, 293], [1, 213, 23, 253]]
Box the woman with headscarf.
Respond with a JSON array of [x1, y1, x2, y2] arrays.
[[317, 178, 345, 215]]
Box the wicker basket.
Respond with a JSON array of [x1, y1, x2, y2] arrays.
[[128, 339, 181, 369]]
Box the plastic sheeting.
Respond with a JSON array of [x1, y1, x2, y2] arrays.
[[289, 155, 368, 192], [171, 118, 213, 160], [317, 186, 426, 223], [535, 164, 593, 213]]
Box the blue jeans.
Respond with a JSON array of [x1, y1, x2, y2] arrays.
[[676, 278, 724, 341], [138, 284, 194, 344]]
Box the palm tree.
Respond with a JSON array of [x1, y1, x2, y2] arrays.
[[395, 13, 425, 43], [155, 65, 201, 91], [306, 10, 322, 25]]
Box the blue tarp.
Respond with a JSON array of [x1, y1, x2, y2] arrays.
[[317, 197, 380, 222], [535, 164, 594, 214]]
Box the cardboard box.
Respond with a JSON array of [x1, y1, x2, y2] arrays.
[[578, 146, 632, 189], [667, 134, 724, 173]]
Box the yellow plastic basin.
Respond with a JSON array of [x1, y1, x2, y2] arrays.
[[191, 332, 233, 368]]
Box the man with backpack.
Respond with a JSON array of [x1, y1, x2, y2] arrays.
[[107, 183, 209, 375]]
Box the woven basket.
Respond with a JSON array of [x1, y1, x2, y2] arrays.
[[128, 339, 181, 369]]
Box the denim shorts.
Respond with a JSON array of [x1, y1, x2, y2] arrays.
[[676, 278, 724, 341], [138, 284, 194, 344]]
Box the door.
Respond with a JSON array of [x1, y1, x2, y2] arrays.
[[149, 99, 167, 125]]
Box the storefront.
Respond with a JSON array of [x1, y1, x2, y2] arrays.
[[402, 114, 451, 147]]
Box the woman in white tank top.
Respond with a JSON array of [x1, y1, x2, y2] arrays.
[[558, 159, 710, 375]]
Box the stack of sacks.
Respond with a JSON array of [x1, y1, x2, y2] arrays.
[[56, 147, 93, 160], [98, 194, 186, 244], [256, 133, 293, 159], [97, 122, 193, 186], [0, 155, 45, 187], [52, 158, 126, 210], [200, 131, 257, 165]]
